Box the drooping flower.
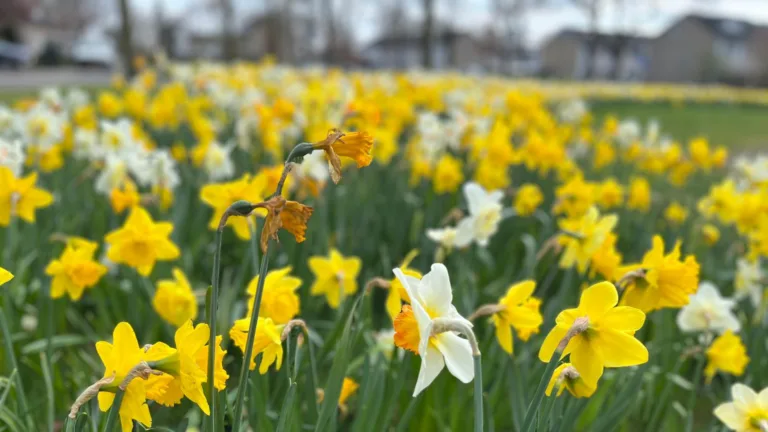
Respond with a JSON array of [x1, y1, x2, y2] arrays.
[[45, 238, 108, 301], [676, 281, 740, 334], [539, 282, 649, 387], [385, 250, 420, 323], [714, 383, 768, 431], [393, 263, 474, 396], [454, 182, 504, 248], [558, 207, 618, 274], [308, 249, 362, 309], [145, 320, 228, 414], [618, 235, 700, 313], [153, 268, 197, 327], [490, 280, 543, 354], [514, 183, 543, 217], [312, 129, 374, 183], [95, 322, 152, 432], [230, 316, 284, 374], [705, 331, 749, 382], [104, 206, 180, 276], [200, 173, 268, 240], [256, 195, 314, 253], [545, 363, 596, 398], [0, 166, 54, 226], [246, 266, 301, 324]]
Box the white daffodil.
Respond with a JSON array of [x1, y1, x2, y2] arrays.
[[0, 105, 15, 136], [0, 138, 25, 176], [714, 383, 768, 431], [426, 227, 458, 249], [393, 263, 474, 396], [99, 119, 137, 154], [676, 281, 740, 334], [297, 150, 329, 183], [95, 154, 131, 195], [19, 104, 65, 151], [203, 140, 235, 180], [39, 87, 63, 109], [454, 182, 504, 248], [131, 149, 180, 190], [73, 129, 99, 160], [735, 258, 764, 307], [616, 119, 641, 147]]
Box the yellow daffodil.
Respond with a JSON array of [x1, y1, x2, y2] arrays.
[[698, 180, 738, 223], [433, 154, 464, 194], [702, 224, 720, 246], [596, 178, 624, 209], [308, 249, 362, 309], [95, 322, 152, 432], [200, 174, 268, 240], [705, 330, 749, 382], [491, 280, 543, 354], [664, 201, 688, 226], [714, 383, 768, 431], [105, 206, 180, 276], [627, 177, 651, 213], [230, 316, 283, 374], [593, 140, 616, 170], [514, 184, 543, 217], [98, 92, 124, 118], [554, 175, 596, 218], [246, 266, 301, 324], [619, 235, 700, 313], [45, 238, 107, 301], [589, 233, 623, 281], [539, 282, 648, 387], [145, 321, 228, 414], [0, 167, 54, 226], [558, 207, 618, 274], [339, 377, 359, 409], [545, 363, 596, 398], [0, 267, 13, 286], [153, 268, 197, 327], [110, 179, 141, 215], [385, 250, 419, 323]]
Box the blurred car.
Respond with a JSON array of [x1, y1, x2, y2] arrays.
[[0, 40, 29, 69], [70, 32, 117, 69]]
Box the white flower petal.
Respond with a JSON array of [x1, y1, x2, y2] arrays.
[[732, 383, 758, 406], [413, 344, 445, 397], [419, 264, 454, 316], [454, 217, 475, 248], [713, 402, 744, 430], [463, 182, 487, 215], [758, 388, 768, 410], [436, 332, 474, 383]]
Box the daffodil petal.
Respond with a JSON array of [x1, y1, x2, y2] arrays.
[[579, 281, 618, 319], [413, 344, 445, 397], [538, 326, 567, 362], [597, 329, 648, 367], [713, 402, 742, 430], [436, 332, 474, 384], [599, 307, 646, 332]]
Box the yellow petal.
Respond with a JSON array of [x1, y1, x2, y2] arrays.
[[493, 316, 514, 354], [578, 282, 618, 319], [0, 267, 14, 286], [599, 307, 645, 332], [597, 329, 649, 367], [538, 326, 567, 362]]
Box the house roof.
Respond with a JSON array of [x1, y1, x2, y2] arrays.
[[542, 29, 650, 51], [658, 14, 768, 42]]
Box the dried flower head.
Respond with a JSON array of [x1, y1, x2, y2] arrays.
[[256, 195, 314, 252], [312, 129, 374, 183]]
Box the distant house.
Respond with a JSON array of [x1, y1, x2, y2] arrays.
[[365, 28, 536, 74], [648, 15, 768, 84], [540, 30, 651, 80]]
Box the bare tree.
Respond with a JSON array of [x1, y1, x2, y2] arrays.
[[0, 0, 33, 27], [219, 0, 237, 61], [117, 0, 135, 76], [422, 0, 435, 68]]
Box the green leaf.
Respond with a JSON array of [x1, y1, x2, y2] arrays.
[[314, 295, 363, 432], [21, 334, 91, 355]]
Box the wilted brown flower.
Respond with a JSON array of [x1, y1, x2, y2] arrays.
[[256, 195, 314, 252], [312, 129, 374, 183]]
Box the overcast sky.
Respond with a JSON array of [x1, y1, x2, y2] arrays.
[[129, 0, 768, 47]]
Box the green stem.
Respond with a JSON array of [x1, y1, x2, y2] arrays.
[[648, 354, 684, 430], [474, 354, 484, 432], [232, 242, 272, 432], [521, 351, 561, 432], [102, 390, 125, 432], [206, 228, 224, 431], [0, 308, 29, 424], [685, 355, 706, 432]]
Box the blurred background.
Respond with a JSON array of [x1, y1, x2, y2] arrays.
[[1, 0, 768, 86]]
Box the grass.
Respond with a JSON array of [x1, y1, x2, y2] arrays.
[[590, 100, 768, 152]]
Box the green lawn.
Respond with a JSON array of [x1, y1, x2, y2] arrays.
[[590, 101, 768, 152]]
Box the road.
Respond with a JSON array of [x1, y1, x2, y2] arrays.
[[0, 68, 113, 90]]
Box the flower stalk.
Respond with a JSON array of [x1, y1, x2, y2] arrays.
[[429, 318, 483, 432], [102, 362, 162, 432], [521, 316, 589, 432]]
